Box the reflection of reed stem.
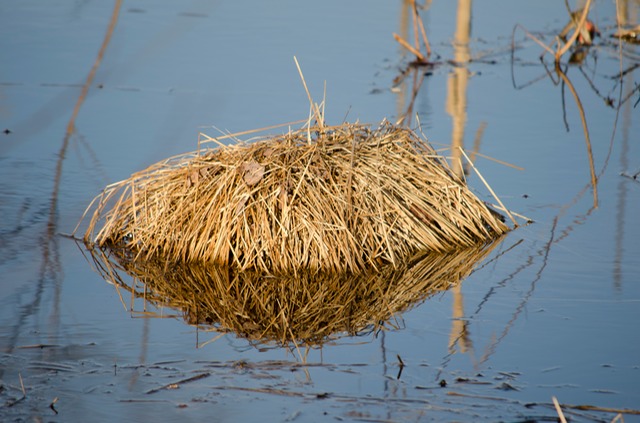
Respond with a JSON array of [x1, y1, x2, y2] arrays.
[[66, 0, 122, 136], [555, 64, 598, 208], [39, 0, 123, 355], [64, 0, 122, 240], [446, 0, 473, 359], [447, 0, 472, 178]]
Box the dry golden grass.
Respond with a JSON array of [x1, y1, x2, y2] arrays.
[[79, 120, 509, 273], [87, 240, 501, 346]]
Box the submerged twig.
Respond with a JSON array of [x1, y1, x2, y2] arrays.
[[145, 372, 211, 395], [6, 373, 27, 407], [396, 354, 405, 380], [621, 170, 640, 182], [49, 397, 59, 415]]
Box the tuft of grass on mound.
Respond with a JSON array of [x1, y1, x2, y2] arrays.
[[79, 120, 510, 273]]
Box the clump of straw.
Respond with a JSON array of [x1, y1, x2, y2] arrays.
[[79, 120, 509, 273], [87, 240, 501, 346]]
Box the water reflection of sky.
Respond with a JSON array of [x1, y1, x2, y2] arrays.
[[1, 0, 639, 421]]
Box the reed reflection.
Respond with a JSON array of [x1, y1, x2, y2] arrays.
[[614, 0, 639, 291], [393, 0, 488, 359], [446, 0, 473, 357], [85, 240, 503, 349], [446, 0, 471, 178], [0, 0, 122, 381]]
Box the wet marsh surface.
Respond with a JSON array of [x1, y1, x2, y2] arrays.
[[1, 1, 640, 422]]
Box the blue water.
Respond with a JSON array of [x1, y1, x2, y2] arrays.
[[1, 1, 639, 421]]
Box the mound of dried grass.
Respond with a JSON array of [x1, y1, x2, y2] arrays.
[[79, 120, 509, 273], [87, 240, 501, 346]]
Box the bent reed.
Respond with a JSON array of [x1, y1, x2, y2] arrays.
[[80, 120, 509, 273]]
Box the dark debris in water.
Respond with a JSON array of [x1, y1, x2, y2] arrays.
[[2, 354, 639, 422], [496, 381, 520, 391]]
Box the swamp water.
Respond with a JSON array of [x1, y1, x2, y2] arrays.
[[1, 1, 639, 422]]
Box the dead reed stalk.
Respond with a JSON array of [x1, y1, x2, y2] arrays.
[[393, 0, 431, 62], [512, 0, 596, 64]]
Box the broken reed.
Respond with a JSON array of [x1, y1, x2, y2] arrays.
[[80, 121, 509, 273], [88, 241, 500, 346]]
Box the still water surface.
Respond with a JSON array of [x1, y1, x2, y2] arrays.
[[1, 1, 639, 421]]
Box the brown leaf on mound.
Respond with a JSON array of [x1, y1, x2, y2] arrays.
[[241, 161, 265, 186]]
